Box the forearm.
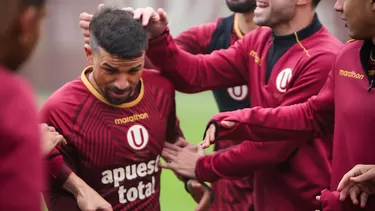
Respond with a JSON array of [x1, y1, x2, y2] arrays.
[[147, 28, 246, 93], [195, 140, 299, 182], [210, 102, 324, 142]]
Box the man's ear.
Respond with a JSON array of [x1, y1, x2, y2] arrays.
[[372, 0, 375, 11], [18, 6, 39, 46], [84, 44, 93, 65]]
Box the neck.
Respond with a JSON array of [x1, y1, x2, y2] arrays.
[[273, 9, 315, 36], [372, 37, 375, 45], [236, 12, 257, 34], [88, 70, 102, 95]]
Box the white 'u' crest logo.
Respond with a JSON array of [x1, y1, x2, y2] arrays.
[[227, 85, 248, 101], [127, 125, 149, 150], [276, 68, 293, 92]]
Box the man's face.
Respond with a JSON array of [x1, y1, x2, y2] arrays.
[[6, 5, 46, 70], [253, 0, 296, 27], [335, 0, 375, 40], [226, 0, 257, 13], [88, 47, 144, 105]]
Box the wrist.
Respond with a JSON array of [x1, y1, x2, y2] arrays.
[[149, 27, 168, 40], [63, 173, 90, 199]]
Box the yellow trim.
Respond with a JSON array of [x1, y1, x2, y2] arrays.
[[370, 48, 375, 62], [233, 13, 244, 39], [294, 32, 310, 57], [80, 66, 144, 108], [346, 39, 355, 43]]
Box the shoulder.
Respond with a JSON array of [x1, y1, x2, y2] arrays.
[[40, 78, 86, 119], [0, 69, 37, 112], [304, 27, 343, 55], [0, 69, 39, 138], [333, 39, 363, 63], [141, 69, 176, 99], [339, 39, 363, 52]]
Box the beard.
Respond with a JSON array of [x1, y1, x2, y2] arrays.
[[226, 0, 256, 13]]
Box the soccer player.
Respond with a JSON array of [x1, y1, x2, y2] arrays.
[[79, 1, 257, 210], [0, 0, 47, 210], [42, 8, 211, 211], [161, 0, 375, 210], [127, 0, 342, 210]]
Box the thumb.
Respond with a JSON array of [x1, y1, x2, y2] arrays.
[[221, 120, 235, 128], [195, 187, 211, 211], [98, 4, 105, 11]]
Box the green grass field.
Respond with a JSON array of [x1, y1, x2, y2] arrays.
[[39, 91, 218, 211]]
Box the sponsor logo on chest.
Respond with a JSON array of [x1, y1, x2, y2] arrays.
[[101, 155, 160, 204], [114, 113, 149, 125], [339, 69, 365, 80]]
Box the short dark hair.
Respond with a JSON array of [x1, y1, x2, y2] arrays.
[[22, 0, 46, 7], [312, 0, 320, 8], [89, 8, 148, 59]]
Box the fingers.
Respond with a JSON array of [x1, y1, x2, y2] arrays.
[[350, 169, 375, 183], [40, 123, 48, 130], [164, 142, 183, 151], [133, 8, 144, 21], [157, 8, 168, 25], [339, 182, 355, 201], [161, 148, 177, 161], [200, 124, 216, 149], [142, 7, 156, 26], [337, 171, 353, 191], [349, 186, 361, 205], [79, 19, 90, 30], [98, 4, 105, 11], [84, 37, 90, 45], [48, 126, 56, 132], [162, 148, 178, 159], [123, 7, 135, 14], [221, 120, 235, 129], [79, 12, 93, 22], [360, 192, 369, 208], [159, 161, 177, 170]]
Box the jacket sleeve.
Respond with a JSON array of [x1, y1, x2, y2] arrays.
[[195, 52, 336, 182], [174, 22, 216, 55], [208, 59, 335, 142], [147, 28, 249, 93], [40, 102, 77, 185]]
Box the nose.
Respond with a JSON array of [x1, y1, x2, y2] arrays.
[[334, 0, 343, 12], [113, 73, 129, 90]]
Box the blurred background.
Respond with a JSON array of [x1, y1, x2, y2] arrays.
[[26, 0, 349, 210]]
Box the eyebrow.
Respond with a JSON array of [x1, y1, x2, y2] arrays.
[[129, 64, 143, 71], [102, 63, 120, 72]]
